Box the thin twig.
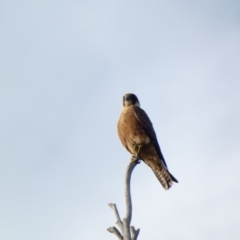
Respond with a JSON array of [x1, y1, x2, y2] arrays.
[[131, 226, 140, 240], [107, 227, 123, 240], [108, 203, 123, 233]]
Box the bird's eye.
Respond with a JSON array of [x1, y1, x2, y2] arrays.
[[126, 96, 130, 101]]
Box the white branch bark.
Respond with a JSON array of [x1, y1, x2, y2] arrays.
[[107, 227, 123, 240], [124, 161, 136, 223], [123, 161, 137, 240], [108, 203, 123, 233], [131, 226, 140, 240], [108, 160, 140, 240]]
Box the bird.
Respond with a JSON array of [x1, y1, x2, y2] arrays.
[[117, 93, 178, 190]]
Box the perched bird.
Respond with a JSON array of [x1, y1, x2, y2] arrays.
[[117, 93, 178, 190]]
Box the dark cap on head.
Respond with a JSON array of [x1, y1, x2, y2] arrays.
[[123, 93, 140, 107]]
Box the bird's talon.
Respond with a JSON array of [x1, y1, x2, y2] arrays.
[[131, 141, 142, 156], [131, 156, 136, 162], [131, 155, 141, 164]]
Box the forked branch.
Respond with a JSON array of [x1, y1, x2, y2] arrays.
[[107, 160, 140, 240]]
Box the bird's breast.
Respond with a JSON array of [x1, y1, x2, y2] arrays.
[[118, 107, 150, 154]]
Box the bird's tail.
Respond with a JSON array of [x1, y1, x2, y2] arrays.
[[151, 166, 177, 190], [144, 157, 178, 190], [140, 145, 178, 190]]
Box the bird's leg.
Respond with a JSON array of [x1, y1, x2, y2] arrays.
[[131, 140, 142, 163], [131, 155, 141, 163], [134, 143, 142, 157]]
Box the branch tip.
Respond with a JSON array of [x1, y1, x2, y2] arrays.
[[107, 226, 123, 240]]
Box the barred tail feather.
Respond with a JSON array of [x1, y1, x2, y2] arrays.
[[141, 149, 178, 189], [152, 167, 173, 190]]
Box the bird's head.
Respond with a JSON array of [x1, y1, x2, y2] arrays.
[[122, 93, 140, 107]]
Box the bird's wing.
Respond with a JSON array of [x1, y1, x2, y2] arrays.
[[133, 106, 168, 169]]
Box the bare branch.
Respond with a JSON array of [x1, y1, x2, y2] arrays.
[[123, 160, 138, 240], [124, 161, 138, 224], [107, 227, 123, 240], [108, 203, 123, 233], [123, 218, 131, 240], [131, 226, 140, 240], [108, 159, 140, 240]]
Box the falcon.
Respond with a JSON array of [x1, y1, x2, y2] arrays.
[[117, 93, 178, 190]]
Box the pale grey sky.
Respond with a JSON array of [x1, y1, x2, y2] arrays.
[[0, 1, 240, 240]]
